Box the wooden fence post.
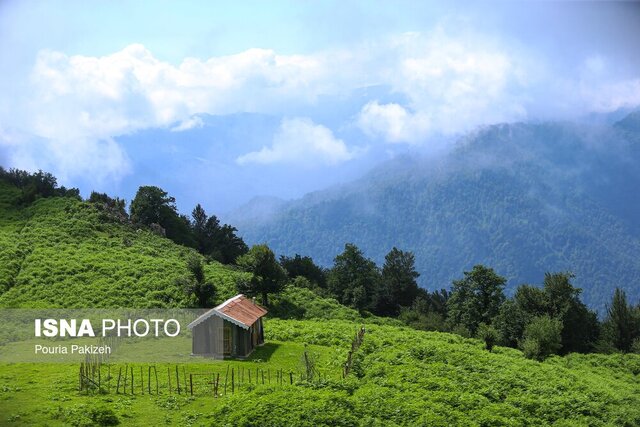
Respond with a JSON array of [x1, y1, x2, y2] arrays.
[[175, 365, 181, 395], [116, 367, 122, 394], [224, 365, 229, 395], [154, 366, 159, 395], [123, 365, 128, 395]]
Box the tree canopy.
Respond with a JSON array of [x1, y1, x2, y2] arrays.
[[237, 244, 287, 306]]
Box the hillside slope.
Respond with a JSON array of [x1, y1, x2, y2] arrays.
[[1, 318, 638, 426], [234, 118, 640, 312], [0, 181, 248, 308]]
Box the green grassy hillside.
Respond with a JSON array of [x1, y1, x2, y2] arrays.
[[1, 320, 638, 426], [0, 185, 248, 308], [0, 180, 639, 426]]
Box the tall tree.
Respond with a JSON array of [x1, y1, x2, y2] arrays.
[[190, 204, 248, 263], [495, 273, 599, 353], [327, 243, 380, 313], [236, 244, 287, 306], [191, 203, 208, 253], [130, 186, 196, 248], [447, 265, 506, 335], [179, 257, 216, 308], [603, 288, 639, 352], [130, 186, 176, 226], [280, 254, 327, 288], [543, 272, 599, 353], [378, 247, 420, 316]]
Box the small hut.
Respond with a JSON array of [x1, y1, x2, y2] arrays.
[[188, 294, 267, 358]]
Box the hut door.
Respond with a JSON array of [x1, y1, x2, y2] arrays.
[[252, 325, 258, 347], [223, 324, 232, 355]]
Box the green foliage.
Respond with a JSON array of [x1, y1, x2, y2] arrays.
[[235, 121, 640, 314], [130, 186, 196, 249], [279, 254, 327, 288], [237, 244, 287, 306], [327, 243, 380, 313], [178, 257, 216, 308], [2, 168, 640, 425], [129, 186, 176, 227], [495, 273, 599, 354], [192, 204, 248, 264], [89, 406, 120, 426], [447, 265, 506, 335], [602, 288, 640, 353], [377, 247, 420, 316], [0, 167, 80, 204], [522, 316, 563, 360], [0, 192, 246, 308], [477, 322, 498, 352], [88, 191, 127, 222], [269, 286, 365, 322]]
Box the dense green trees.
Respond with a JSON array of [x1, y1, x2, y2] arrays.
[[377, 247, 421, 316], [327, 244, 380, 313], [493, 273, 599, 357], [129, 188, 247, 261], [279, 254, 327, 288], [130, 186, 176, 226], [521, 316, 563, 361], [602, 288, 640, 353], [447, 265, 506, 335], [191, 204, 248, 264], [237, 244, 287, 306], [0, 167, 79, 203]]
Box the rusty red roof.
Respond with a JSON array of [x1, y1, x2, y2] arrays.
[[188, 294, 267, 330]]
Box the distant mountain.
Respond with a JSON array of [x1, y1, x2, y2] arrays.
[[232, 115, 640, 313]]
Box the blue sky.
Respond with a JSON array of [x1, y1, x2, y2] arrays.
[[1, 1, 639, 213]]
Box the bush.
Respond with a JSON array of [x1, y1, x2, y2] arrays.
[[89, 407, 120, 426], [521, 316, 562, 360], [477, 323, 498, 352]]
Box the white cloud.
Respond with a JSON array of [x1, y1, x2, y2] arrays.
[[2, 28, 639, 180], [236, 118, 356, 166], [171, 116, 204, 132], [357, 30, 529, 142], [357, 102, 430, 144], [0, 131, 131, 186]]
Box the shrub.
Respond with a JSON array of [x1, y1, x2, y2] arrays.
[[89, 407, 120, 426], [521, 316, 562, 360], [477, 322, 498, 352]]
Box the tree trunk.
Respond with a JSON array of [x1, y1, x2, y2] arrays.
[[261, 292, 269, 307]]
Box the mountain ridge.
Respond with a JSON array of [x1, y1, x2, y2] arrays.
[[232, 117, 640, 313]]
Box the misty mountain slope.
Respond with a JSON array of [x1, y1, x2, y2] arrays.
[[233, 118, 640, 312]]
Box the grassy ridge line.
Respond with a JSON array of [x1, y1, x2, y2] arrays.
[[0, 192, 249, 308]]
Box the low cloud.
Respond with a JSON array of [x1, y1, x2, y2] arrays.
[[236, 118, 356, 166], [357, 102, 430, 144], [1, 27, 639, 180], [171, 116, 204, 132]]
